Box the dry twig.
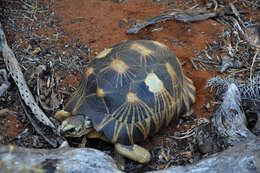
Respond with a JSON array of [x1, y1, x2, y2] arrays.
[[0, 22, 55, 128]]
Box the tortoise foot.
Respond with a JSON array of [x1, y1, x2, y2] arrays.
[[115, 143, 151, 163]]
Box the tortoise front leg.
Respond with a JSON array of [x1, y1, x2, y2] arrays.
[[115, 143, 151, 163]]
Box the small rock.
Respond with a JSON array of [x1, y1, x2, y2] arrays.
[[205, 103, 210, 110], [118, 19, 128, 28], [220, 55, 233, 73], [112, 0, 126, 3], [198, 141, 213, 154]]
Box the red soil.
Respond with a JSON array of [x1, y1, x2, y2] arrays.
[[52, 0, 223, 119]]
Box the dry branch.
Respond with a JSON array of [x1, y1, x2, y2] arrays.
[[0, 22, 55, 128]]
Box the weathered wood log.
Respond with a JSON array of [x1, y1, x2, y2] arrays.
[[0, 137, 259, 173], [0, 143, 121, 173], [212, 83, 256, 145]]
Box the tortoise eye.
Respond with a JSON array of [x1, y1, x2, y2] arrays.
[[67, 128, 76, 133], [60, 127, 76, 136]]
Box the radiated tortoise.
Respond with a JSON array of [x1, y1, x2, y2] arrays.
[[55, 40, 196, 163]]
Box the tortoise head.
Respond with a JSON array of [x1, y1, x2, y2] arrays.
[[59, 115, 93, 137]]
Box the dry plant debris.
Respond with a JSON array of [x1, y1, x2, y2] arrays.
[[0, 0, 89, 147]]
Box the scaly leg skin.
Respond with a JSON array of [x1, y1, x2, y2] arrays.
[[115, 143, 151, 163]]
